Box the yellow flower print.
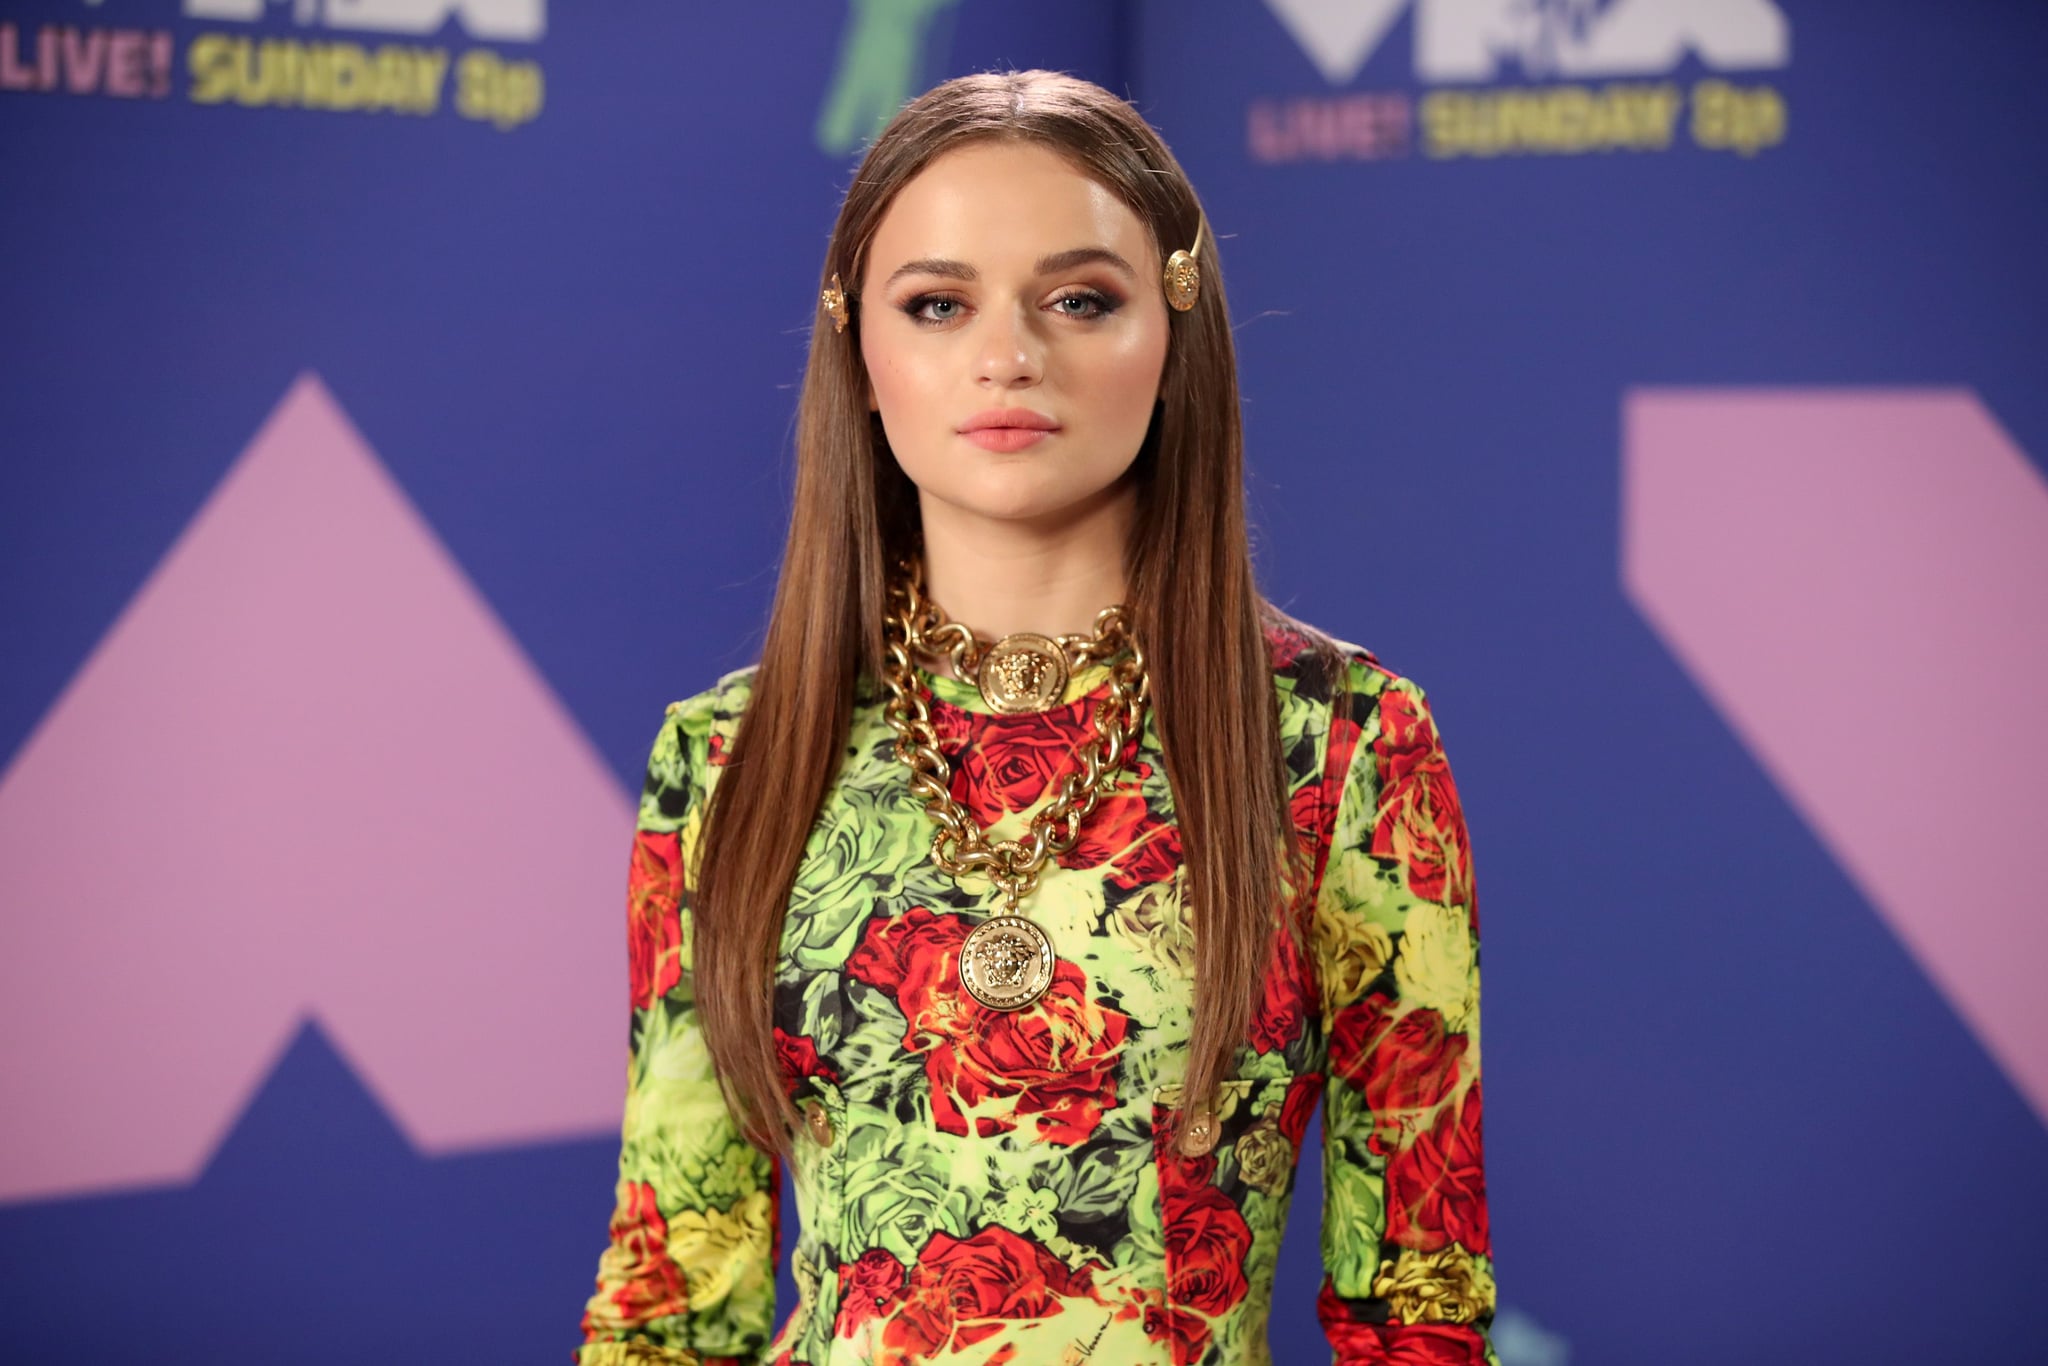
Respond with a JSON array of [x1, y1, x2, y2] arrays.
[[675, 799, 705, 899], [1392, 901, 1477, 1033], [1370, 1243, 1496, 1325], [1234, 1120, 1294, 1197], [1107, 875, 1195, 980], [579, 1343, 710, 1366], [665, 1189, 773, 1311], [1315, 899, 1393, 1006]]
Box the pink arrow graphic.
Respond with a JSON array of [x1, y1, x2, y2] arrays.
[[1622, 387, 2048, 1126], [0, 372, 635, 1204]]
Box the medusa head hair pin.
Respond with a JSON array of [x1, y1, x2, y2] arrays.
[[820, 272, 851, 334], [1163, 214, 1205, 312]]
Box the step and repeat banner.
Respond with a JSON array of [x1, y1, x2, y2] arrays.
[[2, 3, 2041, 1363]]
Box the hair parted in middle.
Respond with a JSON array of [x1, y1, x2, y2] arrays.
[[693, 67, 1339, 1156]]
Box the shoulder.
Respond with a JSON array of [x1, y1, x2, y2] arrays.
[[1260, 608, 1456, 815], [638, 664, 759, 830], [1260, 607, 1426, 722], [660, 663, 759, 751]]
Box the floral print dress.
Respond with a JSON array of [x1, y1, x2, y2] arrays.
[[577, 625, 1497, 1366]]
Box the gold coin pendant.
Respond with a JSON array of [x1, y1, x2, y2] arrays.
[[975, 633, 1068, 714], [959, 915, 1057, 1010]]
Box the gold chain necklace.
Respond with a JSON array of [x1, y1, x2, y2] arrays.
[[879, 563, 1152, 1010]]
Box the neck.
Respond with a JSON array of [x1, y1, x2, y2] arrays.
[[916, 482, 1136, 646]]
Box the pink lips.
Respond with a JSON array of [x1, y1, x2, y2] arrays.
[[959, 407, 1059, 452]]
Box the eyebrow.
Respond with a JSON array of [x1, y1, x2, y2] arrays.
[[880, 246, 1138, 290]]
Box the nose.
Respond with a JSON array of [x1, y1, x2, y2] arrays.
[[975, 299, 1044, 389]]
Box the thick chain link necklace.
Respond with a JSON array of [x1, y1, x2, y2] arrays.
[[879, 562, 1152, 1010]]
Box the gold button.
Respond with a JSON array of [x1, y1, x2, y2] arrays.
[[804, 1099, 834, 1147], [1179, 1112, 1217, 1158]]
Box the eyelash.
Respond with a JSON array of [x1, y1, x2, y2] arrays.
[[900, 289, 1120, 326]]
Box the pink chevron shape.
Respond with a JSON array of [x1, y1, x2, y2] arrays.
[[0, 372, 634, 1204], [1622, 387, 2048, 1125]]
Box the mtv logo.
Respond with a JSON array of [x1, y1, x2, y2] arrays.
[[183, 0, 546, 42], [1265, 0, 1789, 85]]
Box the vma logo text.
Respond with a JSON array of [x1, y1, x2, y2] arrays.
[[183, 0, 545, 43], [1254, 0, 1789, 162], [2, 0, 545, 126]]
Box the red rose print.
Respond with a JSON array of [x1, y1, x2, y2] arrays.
[[1156, 1153, 1253, 1320], [1113, 815, 1182, 890], [626, 831, 683, 1011], [1330, 995, 1467, 1158], [844, 905, 970, 1045], [1278, 1072, 1323, 1150], [927, 680, 1178, 887], [950, 710, 1084, 825], [881, 1227, 1094, 1360], [922, 691, 972, 748], [1123, 1285, 1212, 1366], [1317, 1281, 1489, 1365], [773, 1028, 839, 1101], [1325, 711, 1364, 782], [706, 731, 730, 767], [1370, 689, 1473, 908], [582, 1180, 687, 1335], [1291, 711, 1364, 913], [1263, 620, 1313, 672], [837, 1247, 906, 1339], [1363, 1010, 1467, 1160], [1384, 1081, 1488, 1256], [1250, 926, 1312, 1053], [1289, 779, 1323, 851], [1055, 790, 1180, 889], [846, 909, 1130, 1144], [922, 969, 1129, 1142]]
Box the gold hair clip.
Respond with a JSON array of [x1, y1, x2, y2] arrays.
[[1163, 215, 1204, 312], [820, 272, 850, 333]]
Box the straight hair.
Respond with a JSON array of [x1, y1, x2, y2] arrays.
[[694, 69, 1324, 1155]]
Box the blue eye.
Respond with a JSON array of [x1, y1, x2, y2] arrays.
[[903, 294, 962, 324], [1053, 290, 1118, 319], [899, 289, 1121, 326]]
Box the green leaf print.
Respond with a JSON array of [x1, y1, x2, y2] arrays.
[[1322, 1161, 1385, 1296], [839, 1119, 974, 1265], [785, 783, 919, 971], [1054, 1119, 1151, 1222]]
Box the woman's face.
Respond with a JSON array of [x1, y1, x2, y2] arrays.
[[858, 140, 1172, 530]]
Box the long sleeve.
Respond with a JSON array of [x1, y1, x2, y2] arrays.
[[1313, 670, 1498, 1366], [576, 702, 780, 1366]]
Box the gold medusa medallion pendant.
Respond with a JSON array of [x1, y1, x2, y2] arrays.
[[975, 632, 1069, 714], [960, 915, 1057, 1010]]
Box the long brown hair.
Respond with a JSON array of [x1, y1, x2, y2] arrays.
[[695, 69, 1319, 1154]]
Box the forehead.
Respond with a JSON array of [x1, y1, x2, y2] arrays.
[[864, 141, 1153, 275]]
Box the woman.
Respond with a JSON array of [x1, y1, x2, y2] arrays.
[[577, 69, 1495, 1366]]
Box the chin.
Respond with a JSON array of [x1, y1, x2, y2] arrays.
[[912, 458, 1132, 526], [934, 478, 1123, 529], [935, 494, 1073, 527]]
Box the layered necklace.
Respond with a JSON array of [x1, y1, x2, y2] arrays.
[[879, 561, 1152, 1011]]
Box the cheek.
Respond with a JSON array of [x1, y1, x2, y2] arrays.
[[863, 339, 944, 424], [1067, 328, 1168, 431], [861, 340, 897, 407], [862, 349, 950, 489]]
